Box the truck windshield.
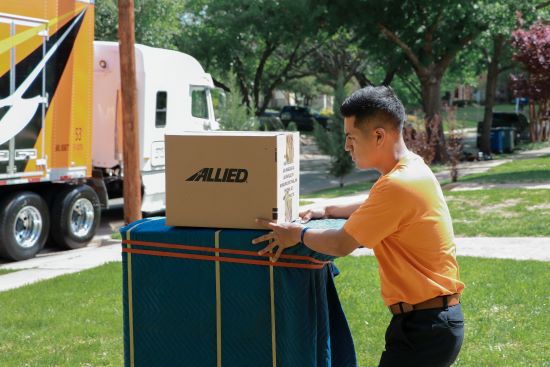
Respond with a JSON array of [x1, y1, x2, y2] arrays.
[[191, 87, 209, 119]]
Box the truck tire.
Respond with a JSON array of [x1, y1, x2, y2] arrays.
[[50, 185, 101, 249], [0, 191, 50, 261]]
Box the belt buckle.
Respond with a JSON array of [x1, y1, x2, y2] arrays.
[[389, 302, 414, 315], [400, 302, 414, 313]]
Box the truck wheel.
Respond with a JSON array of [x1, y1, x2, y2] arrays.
[[50, 185, 101, 249], [0, 192, 50, 261]]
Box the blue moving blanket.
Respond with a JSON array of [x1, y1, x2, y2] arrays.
[[121, 218, 357, 367]]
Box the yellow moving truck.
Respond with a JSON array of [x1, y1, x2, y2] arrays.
[[0, 1, 219, 260]]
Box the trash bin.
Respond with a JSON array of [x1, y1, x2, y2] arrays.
[[490, 128, 505, 154], [120, 217, 357, 367], [500, 127, 516, 153]]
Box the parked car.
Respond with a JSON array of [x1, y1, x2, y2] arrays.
[[279, 105, 329, 131], [476, 112, 530, 148]]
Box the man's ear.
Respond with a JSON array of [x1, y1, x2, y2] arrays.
[[375, 128, 385, 146]]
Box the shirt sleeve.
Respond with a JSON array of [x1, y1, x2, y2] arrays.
[[343, 177, 406, 249]]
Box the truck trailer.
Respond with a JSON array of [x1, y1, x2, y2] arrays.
[[0, 0, 218, 261]]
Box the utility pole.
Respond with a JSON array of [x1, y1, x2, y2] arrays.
[[118, 0, 142, 224]]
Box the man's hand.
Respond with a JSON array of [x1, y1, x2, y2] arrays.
[[299, 207, 326, 223], [251, 218, 303, 262]]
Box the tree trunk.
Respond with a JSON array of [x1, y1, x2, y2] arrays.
[[212, 77, 231, 93], [255, 89, 274, 116], [382, 66, 398, 86], [354, 72, 372, 88], [542, 100, 550, 141], [420, 75, 448, 162], [529, 101, 539, 142], [233, 58, 251, 112], [481, 35, 505, 155]]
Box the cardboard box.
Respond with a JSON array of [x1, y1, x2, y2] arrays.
[[165, 131, 300, 229], [120, 217, 357, 367]]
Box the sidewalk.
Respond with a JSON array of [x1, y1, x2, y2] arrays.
[[352, 237, 550, 261], [0, 236, 119, 292]]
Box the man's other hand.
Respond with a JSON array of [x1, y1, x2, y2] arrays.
[[252, 219, 303, 262]]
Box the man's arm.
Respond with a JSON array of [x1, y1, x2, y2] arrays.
[[252, 220, 360, 260], [301, 227, 360, 257], [325, 200, 364, 219], [300, 196, 366, 222]]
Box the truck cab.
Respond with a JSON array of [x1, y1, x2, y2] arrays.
[[92, 41, 219, 214]]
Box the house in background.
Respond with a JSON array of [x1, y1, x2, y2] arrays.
[[267, 90, 334, 113]]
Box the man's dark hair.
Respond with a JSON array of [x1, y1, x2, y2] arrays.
[[340, 86, 406, 131]]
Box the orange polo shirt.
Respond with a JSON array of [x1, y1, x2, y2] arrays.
[[343, 152, 464, 306]]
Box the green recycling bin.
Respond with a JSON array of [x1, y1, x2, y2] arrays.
[[501, 127, 515, 153]]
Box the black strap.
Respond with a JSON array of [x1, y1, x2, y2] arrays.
[[443, 295, 449, 309], [399, 303, 404, 314]]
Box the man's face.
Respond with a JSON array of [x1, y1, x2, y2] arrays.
[[344, 116, 380, 169]]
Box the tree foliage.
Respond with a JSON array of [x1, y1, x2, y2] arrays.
[[216, 72, 259, 131], [304, 29, 369, 89], [456, 1, 540, 154], [510, 16, 550, 141], [95, 0, 185, 49], [328, 0, 487, 162], [179, 0, 327, 115], [313, 73, 354, 187]]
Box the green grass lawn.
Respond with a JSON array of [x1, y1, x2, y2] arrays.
[[446, 189, 550, 236], [459, 155, 550, 184], [1, 258, 548, 366], [335, 256, 550, 366], [301, 181, 375, 199], [0, 263, 123, 366]]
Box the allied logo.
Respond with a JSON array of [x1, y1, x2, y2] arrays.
[[186, 168, 248, 183]]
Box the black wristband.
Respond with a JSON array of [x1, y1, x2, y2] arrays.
[[300, 227, 310, 244]]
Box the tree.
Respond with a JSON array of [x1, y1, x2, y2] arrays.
[[95, 0, 185, 50], [216, 72, 259, 131], [179, 0, 327, 116], [510, 16, 550, 142], [331, 0, 487, 162], [312, 73, 354, 187], [305, 29, 370, 89], [470, 1, 540, 154], [304, 27, 420, 112]]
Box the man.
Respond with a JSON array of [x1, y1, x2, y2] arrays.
[[252, 86, 464, 367]]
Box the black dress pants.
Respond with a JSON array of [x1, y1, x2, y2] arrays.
[[379, 304, 464, 367]]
